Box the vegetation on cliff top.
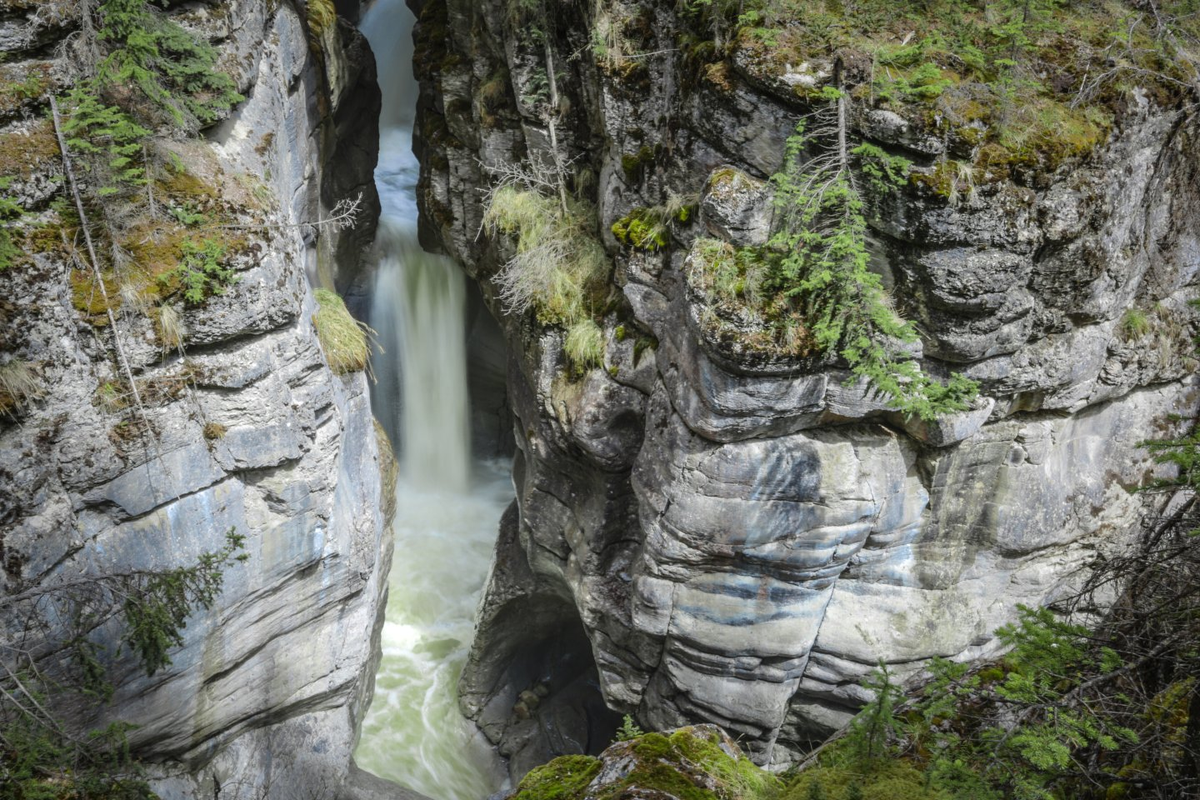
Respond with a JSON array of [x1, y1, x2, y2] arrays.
[[689, 90, 979, 419], [683, 0, 1198, 176]]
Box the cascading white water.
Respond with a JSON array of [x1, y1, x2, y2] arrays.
[[371, 217, 471, 492], [356, 3, 510, 797]]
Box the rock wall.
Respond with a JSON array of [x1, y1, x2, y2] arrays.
[[409, 0, 1200, 772], [0, 1, 400, 797]]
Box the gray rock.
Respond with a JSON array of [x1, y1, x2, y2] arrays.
[[412, 0, 1200, 771], [0, 2, 394, 797]]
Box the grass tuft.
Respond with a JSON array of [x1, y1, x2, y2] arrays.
[[483, 185, 610, 327], [1120, 307, 1151, 341], [565, 318, 605, 369], [0, 360, 40, 416], [157, 303, 186, 353], [313, 288, 369, 375]]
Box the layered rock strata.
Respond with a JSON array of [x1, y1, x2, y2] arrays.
[[409, 0, 1200, 771], [0, 1, 399, 797]]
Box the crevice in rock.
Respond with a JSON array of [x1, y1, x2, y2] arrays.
[[459, 505, 623, 782]]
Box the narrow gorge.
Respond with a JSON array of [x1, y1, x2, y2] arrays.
[[0, 0, 1198, 798]]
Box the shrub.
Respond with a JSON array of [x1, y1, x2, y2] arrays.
[[1, 529, 247, 797], [615, 714, 644, 742], [702, 96, 978, 420], [313, 288, 369, 374], [158, 238, 236, 304], [93, 0, 243, 130], [483, 184, 610, 327]]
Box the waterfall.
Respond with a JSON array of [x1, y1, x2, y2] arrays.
[[371, 224, 471, 492], [355, 2, 510, 798]]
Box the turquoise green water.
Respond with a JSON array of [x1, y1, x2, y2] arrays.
[[355, 3, 511, 797], [353, 465, 510, 800]]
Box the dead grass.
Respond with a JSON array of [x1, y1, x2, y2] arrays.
[[313, 288, 369, 375], [0, 359, 40, 416]]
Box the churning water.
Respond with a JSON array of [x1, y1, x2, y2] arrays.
[[355, 2, 510, 797]]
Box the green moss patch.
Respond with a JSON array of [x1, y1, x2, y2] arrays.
[[511, 727, 779, 800], [0, 118, 60, 180], [513, 754, 602, 800], [0, 62, 53, 117], [599, 727, 780, 800], [611, 208, 668, 251]]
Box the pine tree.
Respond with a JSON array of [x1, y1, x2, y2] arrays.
[[763, 65, 978, 420]]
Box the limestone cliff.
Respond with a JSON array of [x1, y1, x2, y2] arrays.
[[408, 0, 1200, 773], [0, 0, 396, 796]]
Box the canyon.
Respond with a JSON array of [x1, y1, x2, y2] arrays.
[[0, 0, 1197, 797]]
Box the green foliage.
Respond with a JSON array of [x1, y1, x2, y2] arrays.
[[1, 529, 247, 797], [62, 86, 152, 194], [121, 529, 248, 675], [874, 62, 953, 103], [616, 713, 644, 742], [92, 0, 243, 129], [846, 662, 904, 762], [785, 756, 944, 800], [611, 208, 669, 251], [166, 200, 206, 227], [0, 185, 22, 271], [1142, 422, 1200, 493], [158, 238, 236, 304], [2, 716, 155, 800], [59, 0, 242, 198], [758, 116, 977, 420], [1119, 307, 1151, 340]]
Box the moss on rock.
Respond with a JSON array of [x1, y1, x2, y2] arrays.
[[511, 726, 780, 800], [513, 754, 602, 800]]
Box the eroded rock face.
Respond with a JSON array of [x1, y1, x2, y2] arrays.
[[408, 0, 1200, 772], [0, 2, 394, 797]]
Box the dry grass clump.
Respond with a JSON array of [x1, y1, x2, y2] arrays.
[[313, 288, 369, 375], [483, 185, 610, 327], [157, 303, 186, 353], [565, 318, 605, 369], [0, 360, 40, 416]]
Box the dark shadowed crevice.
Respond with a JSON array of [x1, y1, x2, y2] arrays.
[[458, 503, 623, 781]]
